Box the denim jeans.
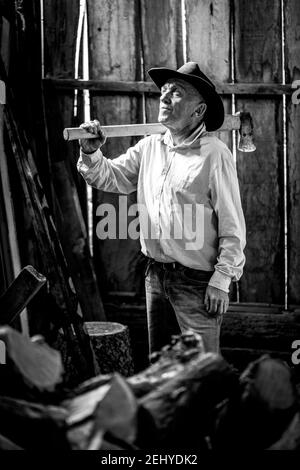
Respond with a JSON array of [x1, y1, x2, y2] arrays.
[[145, 260, 223, 357]]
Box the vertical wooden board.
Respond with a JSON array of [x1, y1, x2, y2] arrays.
[[43, 1, 105, 320], [186, 0, 231, 82], [43, 0, 83, 200], [236, 99, 283, 302], [185, 0, 232, 149], [44, 0, 79, 77], [43, 0, 84, 193], [285, 0, 300, 304], [234, 0, 284, 303], [87, 0, 143, 294], [140, 0, 183, 72], [140, 0, 183, 124], [214, 98, 232, 150], [234, 0, 282, 83]]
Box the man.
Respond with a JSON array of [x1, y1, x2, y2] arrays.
[[77, 62, 246, 356]]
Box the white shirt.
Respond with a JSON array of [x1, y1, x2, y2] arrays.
[[77, 123, 246, 293]]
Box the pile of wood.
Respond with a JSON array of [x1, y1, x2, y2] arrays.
[[0, 327, 300, 450]]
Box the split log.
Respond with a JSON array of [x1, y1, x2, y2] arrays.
[[0, 396, 68, 449], [63, 332, 209, 449], [87, 374, 138, 450], [0, 326, 64, 394], [139, 353, 238, 449], [84, 322, 134, 377], [267, 412, 300, 450], [213, 355, 299, 449], [64, 373, 156, 450], [0, 433, 23, 450], [128, 330, 206, 397]]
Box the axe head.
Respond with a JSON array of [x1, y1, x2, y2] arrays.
[[237, 111, 256, 152]]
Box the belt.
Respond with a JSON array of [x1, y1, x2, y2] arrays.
[[147, 258, 181, 270]]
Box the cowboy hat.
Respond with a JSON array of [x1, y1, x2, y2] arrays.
[[148, 62, 224, 132]]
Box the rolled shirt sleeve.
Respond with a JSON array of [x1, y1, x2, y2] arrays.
[[208, 148, 246, 293]]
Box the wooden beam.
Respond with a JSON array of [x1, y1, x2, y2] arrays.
[[44, 78, 294, 95], [0, 266, 46, 325]]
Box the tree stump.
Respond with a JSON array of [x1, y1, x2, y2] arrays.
[[84, 322, 134, 377]]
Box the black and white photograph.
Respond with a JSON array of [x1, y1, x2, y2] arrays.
[[0, 0, 300, 455]]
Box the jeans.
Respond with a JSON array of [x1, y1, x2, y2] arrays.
[[145, 260, 223, 357]]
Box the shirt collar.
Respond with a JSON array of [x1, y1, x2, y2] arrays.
[[163, 122, 207, 149]]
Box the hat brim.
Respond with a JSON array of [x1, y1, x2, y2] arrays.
[[148, 67, 224, 132]]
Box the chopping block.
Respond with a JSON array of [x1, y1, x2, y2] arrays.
[[85, 321, 134, 377]]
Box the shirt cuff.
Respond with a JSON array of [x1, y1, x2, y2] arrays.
[[208, 270, 231, 293], [80, 148, 101, 164]]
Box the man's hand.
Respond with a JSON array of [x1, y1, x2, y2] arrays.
[[79, 119, 106, 154], [204, 285, 229, 316]]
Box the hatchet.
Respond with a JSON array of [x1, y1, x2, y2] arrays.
[[63, 111, 255, 152]]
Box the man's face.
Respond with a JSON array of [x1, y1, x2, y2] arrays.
[[158, 78, 203, 130]]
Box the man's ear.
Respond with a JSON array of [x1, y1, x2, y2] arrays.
[[193, 103, 207, 118], [194, 102, 207, 119]]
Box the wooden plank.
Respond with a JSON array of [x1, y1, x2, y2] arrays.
[[140, 0, 183, 122], [186, 0, 230, 81], [0, 266, 46, 325], [44, 78, 295, 96], [43, 0, 105, 320], [87, 0, 143, 295], [234, 0, 284, 302], [221, 311, 300, 351], [285, 0, 300, 304], [185, 0, 232, 149]]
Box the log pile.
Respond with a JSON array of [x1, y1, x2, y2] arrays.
[[0, 328, 300, 450]]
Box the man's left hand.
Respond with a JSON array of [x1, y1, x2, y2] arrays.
[[204, 285, 229, 316]]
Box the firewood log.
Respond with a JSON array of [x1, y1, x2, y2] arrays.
[[128, 331, 206, 398], [0, 396, 68, 449], [0, 326, 64, 394], [139, 352, 238, 449], [267, 412, 300, 450], [0, 433, 23, 450], [212, 355, 299, 449]]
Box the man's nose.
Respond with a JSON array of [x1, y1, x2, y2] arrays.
[[160, 91, 171, 104]]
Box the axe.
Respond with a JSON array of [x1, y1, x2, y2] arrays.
[[63, 111, 255, 152]]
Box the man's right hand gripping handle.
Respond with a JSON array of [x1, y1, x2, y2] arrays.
[[79, 119, 107, 154]]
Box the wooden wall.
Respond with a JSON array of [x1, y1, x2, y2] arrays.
[[6, 0, 299, 308], [78, 0, 299, 306]]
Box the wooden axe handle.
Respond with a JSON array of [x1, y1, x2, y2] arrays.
[[63, 114, 241, 141]]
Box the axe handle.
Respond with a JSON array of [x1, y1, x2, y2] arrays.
[[63, 114, 241, 141]]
